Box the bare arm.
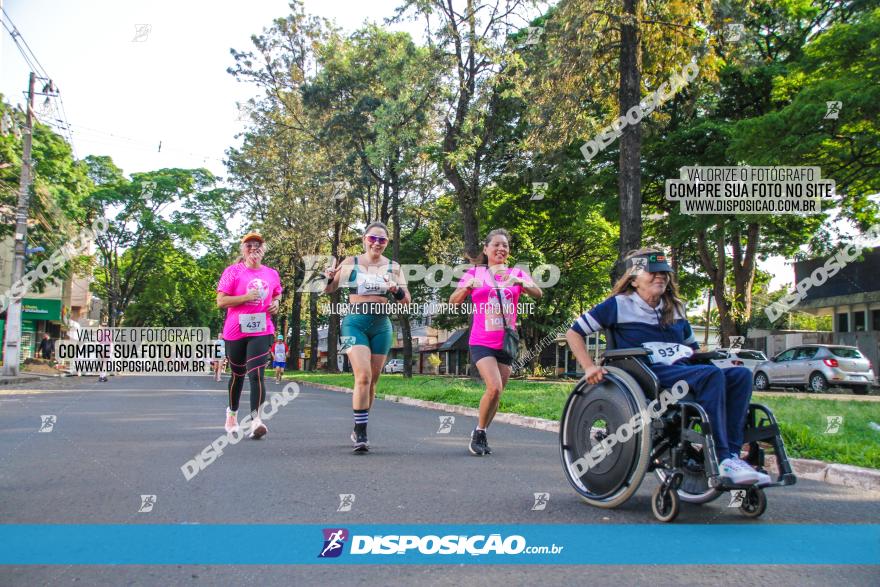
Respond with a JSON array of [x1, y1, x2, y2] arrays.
[[511, 274, 542, 299], [389, 262, 411, 304], [449, 278, 478, 305], [566, 328, 606, 384], [217, 291, 259, 309], [323, 257, 350, 294]]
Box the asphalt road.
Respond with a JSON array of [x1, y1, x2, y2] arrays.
[[1, 374, 878, 586]]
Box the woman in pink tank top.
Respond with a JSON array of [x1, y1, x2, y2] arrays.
[[449, 228, 542, 456]]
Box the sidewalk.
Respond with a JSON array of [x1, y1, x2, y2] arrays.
[[296, 378, 880, 493]]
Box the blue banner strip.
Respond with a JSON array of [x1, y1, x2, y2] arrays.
[[1, 524, 877, 565]]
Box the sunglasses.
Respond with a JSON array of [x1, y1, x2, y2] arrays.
[[365, 234, 388, 244]]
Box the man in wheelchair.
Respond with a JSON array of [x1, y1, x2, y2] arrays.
[[561, 247, 795, 521]]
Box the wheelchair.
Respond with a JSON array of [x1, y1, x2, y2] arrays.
[[559, 335, 797, 522]]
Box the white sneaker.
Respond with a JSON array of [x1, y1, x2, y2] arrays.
[[732, 456, 772, 484], [719, 457, 760, 485], [752, 466, 772, 485], [225, 408, 239, 434], [249, 417, 268, 439]]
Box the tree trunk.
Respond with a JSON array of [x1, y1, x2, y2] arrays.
[[614, 0, 643, 283], [389, 162, 414, 378], [287, 260, 303, 371], [696, 222, 762, 347], [326, 218, 342, 373], [308, 291, 318, 371], [460, 185, 481, 262], [380, 175, 391, 225], [731, 223, 761, 336], [697, 225, 734, 347]]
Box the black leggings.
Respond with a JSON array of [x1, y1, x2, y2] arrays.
[[225, 334, 273, 415]]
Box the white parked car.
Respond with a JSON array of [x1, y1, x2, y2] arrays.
[[710, 348, 769, 373], [383, 359, 405, 374]]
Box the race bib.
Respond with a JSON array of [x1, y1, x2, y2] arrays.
[[641, 342, 694, 366], [239, 313, 267, 334], [358, 273, 389, 295]]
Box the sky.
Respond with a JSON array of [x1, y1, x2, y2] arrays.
[[0, 0, 419, 178], [0, 0, 868, 295]]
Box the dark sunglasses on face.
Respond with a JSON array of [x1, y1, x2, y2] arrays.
[[366, 234, 388, 244]]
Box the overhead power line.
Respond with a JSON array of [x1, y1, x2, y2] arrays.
[[1, 6, 77, 158]]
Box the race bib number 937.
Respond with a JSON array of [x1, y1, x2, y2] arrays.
[[642, 342, 694, 366]]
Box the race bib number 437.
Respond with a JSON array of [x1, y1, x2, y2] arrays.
[[642, 342, 694, 366], [239, 313, 267, 334]]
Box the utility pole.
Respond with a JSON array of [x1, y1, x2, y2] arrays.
[[2, 72, 36, 376]]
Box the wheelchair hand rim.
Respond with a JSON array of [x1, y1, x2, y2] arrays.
[[559, 366, 652, 508]]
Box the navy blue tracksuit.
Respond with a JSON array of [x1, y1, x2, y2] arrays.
[[571, 293, 752, 459]]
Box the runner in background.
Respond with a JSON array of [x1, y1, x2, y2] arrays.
[[212, 333, 226, 382], [271, 335, 288, 384], [449, 228, 542, 456], [216, 232, 282, 439]]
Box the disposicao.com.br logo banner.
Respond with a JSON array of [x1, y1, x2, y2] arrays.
[[1, 524, 877, 565], [317, 527, 562, 560]]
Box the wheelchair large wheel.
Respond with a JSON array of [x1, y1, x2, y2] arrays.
[[559, 366, 652, 509]]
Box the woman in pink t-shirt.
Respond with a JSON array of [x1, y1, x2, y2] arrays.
[[216, 232, 282, 439], [449, 228, 542, 456]]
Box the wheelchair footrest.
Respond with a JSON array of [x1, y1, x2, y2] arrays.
[[714, 474, 797, 492], [715, 478, 766, 491]]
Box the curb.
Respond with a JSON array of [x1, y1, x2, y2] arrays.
[[754, 391, 880, 403], [293, 379, 880, 492], [0, 375, 40, 386], [764, 456, 880, 493], [21, 372, 70, 378]]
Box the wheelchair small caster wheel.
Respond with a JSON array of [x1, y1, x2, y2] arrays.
[[652, 484, 680, 523], [739, 486, 767, 518]]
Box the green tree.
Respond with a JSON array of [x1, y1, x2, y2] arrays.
[[123, 244, 226, 333], [519, 0, 712, 280], [1, 99, 92, 290], [82, 162, 231, 326], [395, 0, 538, 260], [636, 2, 879, 344], [303, 24, 441, 375]]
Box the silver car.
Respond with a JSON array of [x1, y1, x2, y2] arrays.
[[753, 344, 876, 394]]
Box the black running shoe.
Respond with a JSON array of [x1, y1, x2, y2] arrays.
[[483, 433, 492, 455], [469, 429, 486, 456], [352, 425, 369, 453]]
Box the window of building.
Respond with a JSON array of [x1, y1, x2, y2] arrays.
[[853, 311, 866, 332], [873, 309, 880, 331], [837, 312, 849, 332]]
